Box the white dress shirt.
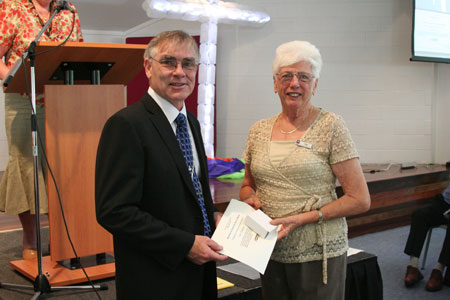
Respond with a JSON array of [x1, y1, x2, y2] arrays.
[[148, 87, 201, 179]]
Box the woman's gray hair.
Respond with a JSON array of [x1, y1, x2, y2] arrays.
[[143, 30, 199, 62], [272, 41, 322, 79]]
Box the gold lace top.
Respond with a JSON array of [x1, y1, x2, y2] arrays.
[[243, 109, 359, 282]]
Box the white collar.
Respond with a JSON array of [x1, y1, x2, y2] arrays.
[[148, 87, 187, 125]]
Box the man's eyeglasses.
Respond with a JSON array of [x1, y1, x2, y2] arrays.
[[149, 56, 198, 72], [277, 71, 314, 84]]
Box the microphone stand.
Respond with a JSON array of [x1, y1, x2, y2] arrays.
[[1, 5, 107, 299]]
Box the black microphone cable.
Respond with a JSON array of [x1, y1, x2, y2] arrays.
[[18, 7, 105, 300]]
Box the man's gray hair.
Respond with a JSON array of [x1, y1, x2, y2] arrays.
[[143, 30, 199, 62]]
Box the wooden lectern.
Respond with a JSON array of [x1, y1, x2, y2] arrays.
[[4, 41, 147, 286]]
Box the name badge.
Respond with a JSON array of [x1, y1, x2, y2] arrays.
[[295, 140, 312, 149]]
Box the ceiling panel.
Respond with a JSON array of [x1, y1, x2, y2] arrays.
[[74, 0, 150, 32]]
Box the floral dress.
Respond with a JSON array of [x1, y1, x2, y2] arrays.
[[0, 0, 83, 214]]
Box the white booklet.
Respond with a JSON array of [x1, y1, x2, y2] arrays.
[[212, 199, 278, 274]]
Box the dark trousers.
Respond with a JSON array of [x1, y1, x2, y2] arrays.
[[404, 194, 450, 266], [261, 254, 347, 300]]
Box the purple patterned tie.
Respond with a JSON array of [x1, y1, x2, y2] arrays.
[[175, 113, 212, 237]]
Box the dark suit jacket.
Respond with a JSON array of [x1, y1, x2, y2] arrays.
[[95, 94, 217, 300]]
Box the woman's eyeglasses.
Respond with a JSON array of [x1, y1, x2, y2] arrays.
[[277, 71, 314, 84]]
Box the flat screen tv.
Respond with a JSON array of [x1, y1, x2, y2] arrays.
[[412, 0, 450, 63]]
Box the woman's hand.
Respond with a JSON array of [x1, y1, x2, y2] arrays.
[[271, 210, 319, 240], [243, 194, 262, 210], [271, 215, 303, 240], [240, 164, 262, 209]]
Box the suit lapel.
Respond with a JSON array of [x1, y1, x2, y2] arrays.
[[141, 94, 197, 198]]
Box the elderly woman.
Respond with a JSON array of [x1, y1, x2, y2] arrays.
[[240, 40, 370, 300], [0, 0, 83, 260]]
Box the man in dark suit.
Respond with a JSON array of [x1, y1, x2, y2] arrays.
[[95, 30, 227, 300]]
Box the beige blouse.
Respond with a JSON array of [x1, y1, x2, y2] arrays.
[[243, 109, 359, 282]]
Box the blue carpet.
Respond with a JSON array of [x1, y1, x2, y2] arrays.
[[349, 225, 450, 300]]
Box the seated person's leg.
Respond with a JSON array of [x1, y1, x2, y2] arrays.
[[425, 224, 450, 291], [404, 194, 449, 287]]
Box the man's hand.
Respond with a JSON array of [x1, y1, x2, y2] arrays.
[[187, 235, 228, 265]]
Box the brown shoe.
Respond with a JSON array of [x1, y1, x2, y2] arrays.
[[22, 249, 37, 260], [425, 269, 443, 292], [405, 266, 424, 287]]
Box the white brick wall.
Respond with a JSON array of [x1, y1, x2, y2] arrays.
[[1, 0, 448, 171], [213, 0, 449, 163], [436, 65, 450, 162]]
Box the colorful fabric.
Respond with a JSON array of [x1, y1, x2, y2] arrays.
[[175, 113, 212, 237], [0, 0, 83, 215], [0, 0, 83, 69], [217, 169, 245, 180], [207, 157, 245, 178]]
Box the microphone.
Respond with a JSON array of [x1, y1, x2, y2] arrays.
[[55, 0, 75, 13]]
